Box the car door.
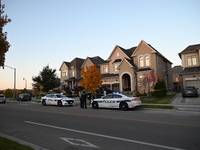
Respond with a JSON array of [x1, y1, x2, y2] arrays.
[[102, 94, 114, 108], [112, 94, 122, 108]]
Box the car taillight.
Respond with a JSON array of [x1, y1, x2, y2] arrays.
[[132, 98, 140, 101]]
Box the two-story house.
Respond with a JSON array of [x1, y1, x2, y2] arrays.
[[59, 57, 85, 90], [99, 40, 173, 94], [178, 44, 200, 92]]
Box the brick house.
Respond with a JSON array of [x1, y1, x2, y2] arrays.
[[172, 65, 183, 92], [178, 44, 200, 92], [60, 40, 173, 94]]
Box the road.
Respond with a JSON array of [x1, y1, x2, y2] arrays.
[[0, 100, 200, 150]]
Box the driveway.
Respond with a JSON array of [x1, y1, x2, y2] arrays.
[[170, 93, 200, 112]]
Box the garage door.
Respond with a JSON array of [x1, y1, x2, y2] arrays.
[[186, 80, 200, 93]]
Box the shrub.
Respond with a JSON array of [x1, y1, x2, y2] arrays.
[[154, 79, 167, 98]]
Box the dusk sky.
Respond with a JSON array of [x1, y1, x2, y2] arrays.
[[0, 0, 200, 90]]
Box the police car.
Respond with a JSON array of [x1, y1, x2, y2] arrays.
[[41, 94, 74, 106], [92, 93, 141, 110]]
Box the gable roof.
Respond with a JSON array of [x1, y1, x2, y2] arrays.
[[70, 57, 85, 69], [59, 61, 70, 71], [132, 40, 172, 64], [172, 65, 182, 74], [178, 44, 200, 58], [119, 58, 136, 68], [107, 45, 136, 60], [81, 56, 105, 68]]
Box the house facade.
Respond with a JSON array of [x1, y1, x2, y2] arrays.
[[178, 44, 200, 92], [60, 40, 173, 95]]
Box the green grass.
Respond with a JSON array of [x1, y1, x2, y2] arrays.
[[140, 92, 177, 109], [0, 136, 35, 150], [141, 92, 177, 104]]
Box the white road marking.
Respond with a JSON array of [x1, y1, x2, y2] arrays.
[[60, 137, 99, 148], [25, 121, 185, 150]]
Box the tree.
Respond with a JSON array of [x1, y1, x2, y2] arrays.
[[154, 79, 167, 98], [32, 65, 60, 92], [80, 64, 102, 93], [138, 71, 156, 95], [0, 1, 11, 68]]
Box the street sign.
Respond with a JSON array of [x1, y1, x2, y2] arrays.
[[39, 85, 44, 90]]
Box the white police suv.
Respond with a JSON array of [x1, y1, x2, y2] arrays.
[[41, 94, 74, 106], [92, 93, 141, 110]]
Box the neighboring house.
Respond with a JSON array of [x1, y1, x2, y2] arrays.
[[60, 40, 173, 95], [178, 44, 200, 93], [59, 57, 85, 90], [172, 65, 183, 92], [100, 40, 173, 94]]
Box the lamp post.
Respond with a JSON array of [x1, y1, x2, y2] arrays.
[[5, 65, 16, 99], [23, 78, 27, 89]]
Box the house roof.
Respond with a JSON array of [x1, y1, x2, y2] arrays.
[[88, 56, 105, 65], [172, 65, 182, 74], [137, 68, 152, 72], [102, 73, 119, 78], [180, 67, 200, 74], [178, 44, 200, 58], [70, 57, 85, 69], [118, 46, 137, 58]]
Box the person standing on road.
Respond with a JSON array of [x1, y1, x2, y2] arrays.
[[80, 91, 87, 108]]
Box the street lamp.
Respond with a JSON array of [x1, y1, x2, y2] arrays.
[[23, 78, 27, 89], [5, 65, 16, 99]]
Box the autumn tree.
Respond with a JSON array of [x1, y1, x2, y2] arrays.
[[138, 71, 156, 95], [80, 64, 102, 93], [32, 65, 60, 92], [0, 1, 11, 68]]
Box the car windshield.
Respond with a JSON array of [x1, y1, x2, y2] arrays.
[[56, 94, 65, 98], [0, 95, 4, 98]]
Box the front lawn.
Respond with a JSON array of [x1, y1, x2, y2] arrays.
[[141, 92, 177, 104]]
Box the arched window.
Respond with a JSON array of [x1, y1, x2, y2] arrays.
[[144, 55, 150, 66], [139, 56, 144, 67]]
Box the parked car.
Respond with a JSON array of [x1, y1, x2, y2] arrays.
[[41, 93, 74, 106], [18, 93, 32, 101], [182, 86, 199, 97], [0, 94, 6, 103], [92, 92, 141, 111]]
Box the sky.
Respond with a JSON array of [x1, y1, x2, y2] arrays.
[[0, 0, 200, 90]]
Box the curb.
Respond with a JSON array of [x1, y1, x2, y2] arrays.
[[0, 132, 49, 150]]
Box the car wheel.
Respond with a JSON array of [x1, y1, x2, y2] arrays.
[[58, 101, 62, 107], [42, 100, 46, 106], [120, 102, 128, 111], [92, 101, 98, 109]]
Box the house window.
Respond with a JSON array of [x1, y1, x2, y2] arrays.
[[187, 55, 197, 66], [144, 55, 150, 66], [114, 63, 119, 72], [71, 70, 74, 77], [102, 66, 108, 73], [62, 70, 68, 77], [139, 56, 144, 67], [139, 55, 150, 67], [176, 77, 179, 82]]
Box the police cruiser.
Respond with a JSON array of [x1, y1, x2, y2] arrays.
[[92, 92, 141, 111], [41, 93, 74, 106]]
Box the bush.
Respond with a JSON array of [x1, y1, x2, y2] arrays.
[[154, 79, 167, 98]]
